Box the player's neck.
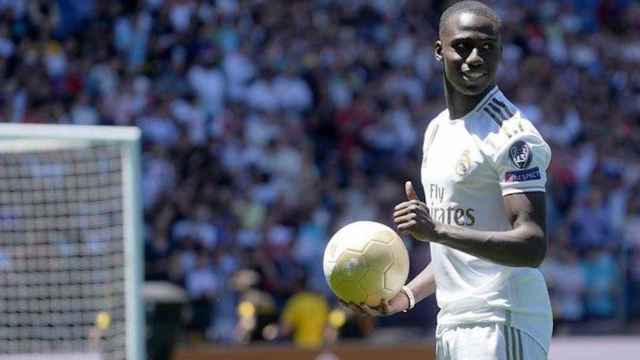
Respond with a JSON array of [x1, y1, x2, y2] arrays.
[[444, 80, 497, 119]]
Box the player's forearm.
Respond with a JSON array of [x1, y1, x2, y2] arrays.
[[406, 262, 436, 304], [433, 222, 546, 267]]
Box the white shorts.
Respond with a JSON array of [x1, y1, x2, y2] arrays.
[[436, 323, 547, 360]]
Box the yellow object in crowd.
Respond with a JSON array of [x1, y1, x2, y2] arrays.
[[280, 292, 329, 349]]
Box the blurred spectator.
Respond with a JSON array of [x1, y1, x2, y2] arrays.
[[185, 252, 219, 340], [624, 191, 640, 320], [145, 232, 172, 282], [542, 242, 586, 334], [581, 247, 619, 320], [569, 189, 612, 251], [279, 272, 330, 349]]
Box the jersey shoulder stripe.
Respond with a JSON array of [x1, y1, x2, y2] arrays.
[[479, 94, 518, 127], [483, 106, 503, 126], [491, 98, 515, 118], [471, 89, 545, 155]]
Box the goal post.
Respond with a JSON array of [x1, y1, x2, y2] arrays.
[[0, 124, 144, 360]]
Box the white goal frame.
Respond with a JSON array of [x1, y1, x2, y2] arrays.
[[0, 123, 145, 360]]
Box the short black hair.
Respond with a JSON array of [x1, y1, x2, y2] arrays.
[[439, 1, 501, 37]]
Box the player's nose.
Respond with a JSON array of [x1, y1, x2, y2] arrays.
[[466, 48, 483, 66]]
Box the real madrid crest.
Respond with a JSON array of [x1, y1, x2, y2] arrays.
[[456, 149, 472, 176], [509, 140, 532, 169]]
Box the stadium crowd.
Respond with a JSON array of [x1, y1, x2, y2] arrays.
[[1, 0, 639, 346]]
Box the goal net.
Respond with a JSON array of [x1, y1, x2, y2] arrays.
[[0, 124, 144, 360]]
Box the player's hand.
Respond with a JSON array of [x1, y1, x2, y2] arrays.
[[339, 291, 409, 317], [339, 300, 387, 317], [393, 181, 438, 242]]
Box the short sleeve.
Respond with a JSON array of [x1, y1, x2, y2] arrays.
[[493, 133, 551, 196]]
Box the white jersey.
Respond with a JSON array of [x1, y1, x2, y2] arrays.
[[421, 87, 553, 352]]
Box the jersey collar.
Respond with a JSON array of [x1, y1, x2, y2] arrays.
[[448, 86, 500, 121]]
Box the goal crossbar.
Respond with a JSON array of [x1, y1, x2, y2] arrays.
[[0, 123, 140, 142]]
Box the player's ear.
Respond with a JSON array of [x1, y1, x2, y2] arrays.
[[434, 40, 443, 62]]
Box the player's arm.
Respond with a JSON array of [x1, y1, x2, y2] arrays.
[[395, 182, 438, 302], [395, 182, 546, 267], [405, 262, 436, 304], [431, 191, 546, 267]]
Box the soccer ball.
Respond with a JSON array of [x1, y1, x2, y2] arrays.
[[323, 221, 410, 306]]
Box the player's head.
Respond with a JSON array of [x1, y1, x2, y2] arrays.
[[434, 1, 502, 96]]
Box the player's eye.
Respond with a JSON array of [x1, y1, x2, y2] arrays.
[[453, 42, 469, 54], [455, 43, 467, 50], [482, 43, 494, 51]]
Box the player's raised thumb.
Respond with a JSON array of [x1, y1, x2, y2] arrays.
[[405, 181, 418, 201]]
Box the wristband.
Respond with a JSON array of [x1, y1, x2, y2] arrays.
[[401, 286, 416, 312]]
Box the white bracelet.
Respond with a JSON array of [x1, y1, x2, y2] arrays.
[[401, 286, 416, 312]]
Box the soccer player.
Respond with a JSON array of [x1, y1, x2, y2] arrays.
[[347, 1, 553, 359]]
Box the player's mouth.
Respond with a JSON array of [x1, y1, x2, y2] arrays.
[[462, 71, 487, 83]]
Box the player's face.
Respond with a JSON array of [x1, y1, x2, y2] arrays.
[[435, 12, 502, 96]]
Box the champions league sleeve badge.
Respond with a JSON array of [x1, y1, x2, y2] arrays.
[[509, 140, 532, 169], [505, 140, 541, 182]]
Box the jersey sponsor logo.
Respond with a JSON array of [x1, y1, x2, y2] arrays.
[[426, 205, 476, 226], [509, 140, 532, 169], [426, 184, 475, 226], [505, 167, 541, 182]]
